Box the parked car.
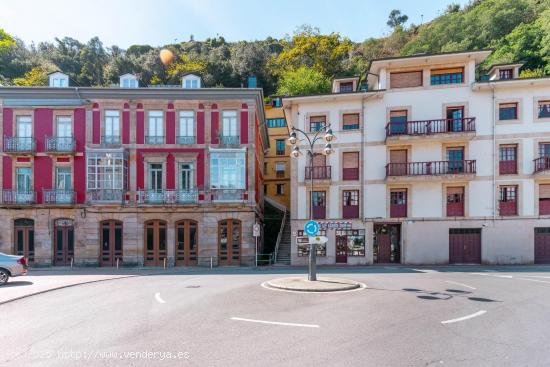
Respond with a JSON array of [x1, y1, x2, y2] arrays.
[[0, 252, 28, 285]]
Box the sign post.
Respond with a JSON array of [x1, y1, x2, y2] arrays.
[[304, 220, 320, 281], [253, 223, 261, 267]]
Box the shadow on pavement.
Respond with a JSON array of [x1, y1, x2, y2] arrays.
[[1, 281, 34, 288]]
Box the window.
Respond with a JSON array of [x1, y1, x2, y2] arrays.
[[264, 184, 268, 194], [446, 107, 464, 132], [390, 71, 422, 89], [309, 115, 326, 132], [16, 167, 32, 193], [335, 229, 365, 256], [121, 78, 137, 88], [275, 139, 285, 155], [86, 152, 127, 191], [446, 147, 464, 173], [538, 101, 550, 118], [148, 163, 163, 192], [390, 189, 407, 218], [339, 82, 353, 93], [276, 184, 284, 195], [179, 163, 194, 191], [342, 113, 360, 130], [540, 184, 550, 215], [178, 111, 195, 144], [499, 69, 513, 80], [539, 143, 550, 158], [343, 190, 359, 219], [147, 111, 164, 144], [56, 167, 72, 191], [342, 152, 359, 180], [275, 162, 285, 178], [271, 98, 282, 108], [222, 111, 238, 137], [499, 186, 518, 216], [447, 187, 464, 217], [210, 151, 246, 189], [104, 110, 120, 144], [311, 191, 326, 219], [297, 229, 327, 257], [430, 68, 464, 85], [16, 116, 32, 138], [56, 116, 72, 138], [266, 118, 286, 128], [388, 110, 408, 135], [499, 145, 517, 175], [499, 103, 518, 120], [183, 77, 200, 89]]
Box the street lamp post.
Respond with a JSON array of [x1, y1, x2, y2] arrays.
[[289, 124, 335, 281]]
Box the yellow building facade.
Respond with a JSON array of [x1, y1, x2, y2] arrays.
[[263, 96, 290, 210]]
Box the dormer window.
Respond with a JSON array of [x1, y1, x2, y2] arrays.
[[182, 74, 201, 89], [339, 82, 354, 93], [49, 72, 69, 88], [499, 69, 513, 80], [120, 74, 138, 88]]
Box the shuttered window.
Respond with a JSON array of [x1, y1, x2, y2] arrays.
[[390, 150, 407, 163], [538, 101, 550, 118], [310, 115, 326, 132], [499, 103, 518, 120], [430, 68, 464, 85], [342, 113, 360, 130], [343, 152, 359, 168], [390, 71, 423, 89], [540, 185, 550, 199]]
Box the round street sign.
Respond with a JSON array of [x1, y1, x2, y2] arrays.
[[304, 220, 320, 236]]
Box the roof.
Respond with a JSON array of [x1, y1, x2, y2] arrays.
[[487, 62, 525, 74], [283, 89, 384, 105]]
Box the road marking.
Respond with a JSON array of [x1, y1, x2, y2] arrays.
[[230, 317, 319, 328], [445, 281, 476, 290], [441, 310, 487, 324], [154, 292, 166, 304], [412, 269, 437, 273], [494, 275, 513, 278], [517, 278, 550, 285], [523, 275, 550, 279]]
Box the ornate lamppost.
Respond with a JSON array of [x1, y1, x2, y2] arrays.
[[289, 124, 335, 281]]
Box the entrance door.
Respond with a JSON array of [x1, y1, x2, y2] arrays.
[[446, 147, 464, 173], [449, 228, 481, 264], [219, 219, 241, 265], [336, 236, 348, 263], [144, 220, 167, 266], [54, 219, 74, 266], [446, 106, 464, 132], [374, 224, 401, 263], [175, 220, 198, 266], [311, 191, 326, 219], [148, 163, 163, 203], [534, 228, 550, 264], [14, 219, 34, 263], [100, 220, 123, 266], [16, 167, 33, 203]]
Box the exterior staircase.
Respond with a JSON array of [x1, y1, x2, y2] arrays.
[[275, 213, 291, 265]]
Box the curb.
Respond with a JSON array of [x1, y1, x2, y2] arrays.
[[263, 277, 365, 293]]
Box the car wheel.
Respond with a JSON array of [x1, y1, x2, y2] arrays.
[[0, 269, 9, 285]]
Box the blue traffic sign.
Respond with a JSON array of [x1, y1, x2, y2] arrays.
[[304, 220, 320, 236]]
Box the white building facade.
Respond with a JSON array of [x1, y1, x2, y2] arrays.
[[285, 50, 550, 265]]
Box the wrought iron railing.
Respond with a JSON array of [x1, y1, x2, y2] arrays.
[[305, 166, 332, 179], [101, 135, 122, 145], [137, 189, 198, 204], [1, 190, 36, 205], [45, 137, 75, 153], [386, 160, 476, 177], [219, 135, 240, 146], [176, 136, 196, 144], [534, 157, 550, 173], [87, 189, 124, 202], [211, 188, 246, 202], [3, 136, 36, 153], [145, 136, 164, 144], [43, 189, 75, 204], [385, 117, 476, 137]]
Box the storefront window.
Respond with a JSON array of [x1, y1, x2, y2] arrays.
[[336, 229, 365, 256], [296, 229, 326, 257]]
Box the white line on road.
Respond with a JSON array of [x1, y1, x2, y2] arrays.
[[154, 292, 166, 304], [445, 280, 476, 290], [230, 317, 320, 328], [517, 278, 550, 285], [412, 269, 437, 273], [522, 275, 550, 279], [441, 310, 487, 324]]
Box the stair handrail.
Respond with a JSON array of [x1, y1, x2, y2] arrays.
[[273, 210, 287, 263]]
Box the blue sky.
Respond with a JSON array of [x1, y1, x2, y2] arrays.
[[1, 0, 470, 47]]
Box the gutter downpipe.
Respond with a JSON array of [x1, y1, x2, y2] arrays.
[[490, 82, 496, 221]]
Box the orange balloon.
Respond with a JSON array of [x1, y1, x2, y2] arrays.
[[159, 49, 175, 65]]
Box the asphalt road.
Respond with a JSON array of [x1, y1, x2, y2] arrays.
[[2, 266, 550, 367]]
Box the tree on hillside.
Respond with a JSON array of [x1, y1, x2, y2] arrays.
[[276, 66, 330, 96], [387, 10, 408, 28], [12, 66, 49, 86], [79, 37, 108, 85]]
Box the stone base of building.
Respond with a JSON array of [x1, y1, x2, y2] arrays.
[[290, 218, 550, 266]]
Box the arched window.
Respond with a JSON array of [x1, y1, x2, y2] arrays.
[[144, 220, 167, 266], [14, 218, 34, 262], [175, 220, 198, 266], [100, 220, 123, 266], [218, 219, 241, 265]]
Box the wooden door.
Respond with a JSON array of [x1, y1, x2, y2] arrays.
[[54, 219, 74, 266], [219, 220, 241, 266], [335, 236, 348, 263], [535, 228, 550, 264], [377, 233, 392, 263], [14, 219, 34, 263], [144, 220, 167, 266], [175, 220, 198, 266], [449, 228, 481, 264], [100, 220, 123, 266]]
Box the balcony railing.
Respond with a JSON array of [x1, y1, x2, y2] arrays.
[[534, 157, 550, 173], [3, 136, 36, 153], [540, 199, 550, 215], [45, 137, 75, 153], [385, 117, 476, 137], [176, 136, 196, 144], [211, 188, 246, 202], [342, 167, 359, 180], [1, 190, 36, 205], [276, 170, 285, 178], [499, 160, 517, 175], [137, 189, 198, 204], [447, 202, 464, 217], [101, 135, 122, 146], [312, 206, 326, 219], [390, 204, 407, 218], [305, 166, 332, 180], [343, 205, 359, 219], [219, 135, 240, 146], [276, 150, 285, 156], [386, 160, 476, 177], [43, 189, 75, 204], [87, 189, 124, 202], [499, 200, 517, 216], [145, 136, 164, 144]]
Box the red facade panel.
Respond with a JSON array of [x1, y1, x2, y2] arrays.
[[74, 155, 86, 204], [240, 104, 248, 144], [166, 109, 175, 144], [3, 108, 13, 137], [197, 104, 205, 144], [211, 104, 219, 144], [136, 106, 144, 144], [2, 156, 12, 189], [34, 156, 52, 203], [74, 108, 86, 152], [92, 107, 100, 144], [34, 108, 53, 152], [122, 105, 130, 144], [166, 154, 175, 189]]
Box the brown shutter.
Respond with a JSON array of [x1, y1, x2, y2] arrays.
[[431, 67, 464, 75], [343, 152, 359, 168], [500, 103, 517, 109], [390, 71, 423, 88], [312, 153, 326, 166], [447, 187, 464, 195], [343, 113, 359, 127], [310, 115, 326, 123], [390, 110, 408, 118], [540, 185, 550, 199], [390, 150, 407, 163]]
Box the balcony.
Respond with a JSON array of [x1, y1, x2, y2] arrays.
[[276, 170, 285, 178], [45, 137, 75, 154], [447, 202, 464, 217], [145, 136, 164, 144], [101, 135, 122, 146], [43, 190, 75, 204], [219, 135, 240, 146], [1, 190, 35, 205], [176, 136, 196, 145], [305, 166, 332, 180], [276, 149, 285, 156], [3, 136, 36, 154], [499, 200, 517, 216], [137, 189, 198, 205], [342, 167, 359, 180], [312, 206, 326, 219], [211, 188, 246, 202], [385, 118, 476, 142], [343, 205, 359, 219], [534, 157, 550, 174], [390, 204, 407, 218], [87, 189, 124, 203], [499, 160, 517, 175], [386, 160, 476, 179]]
